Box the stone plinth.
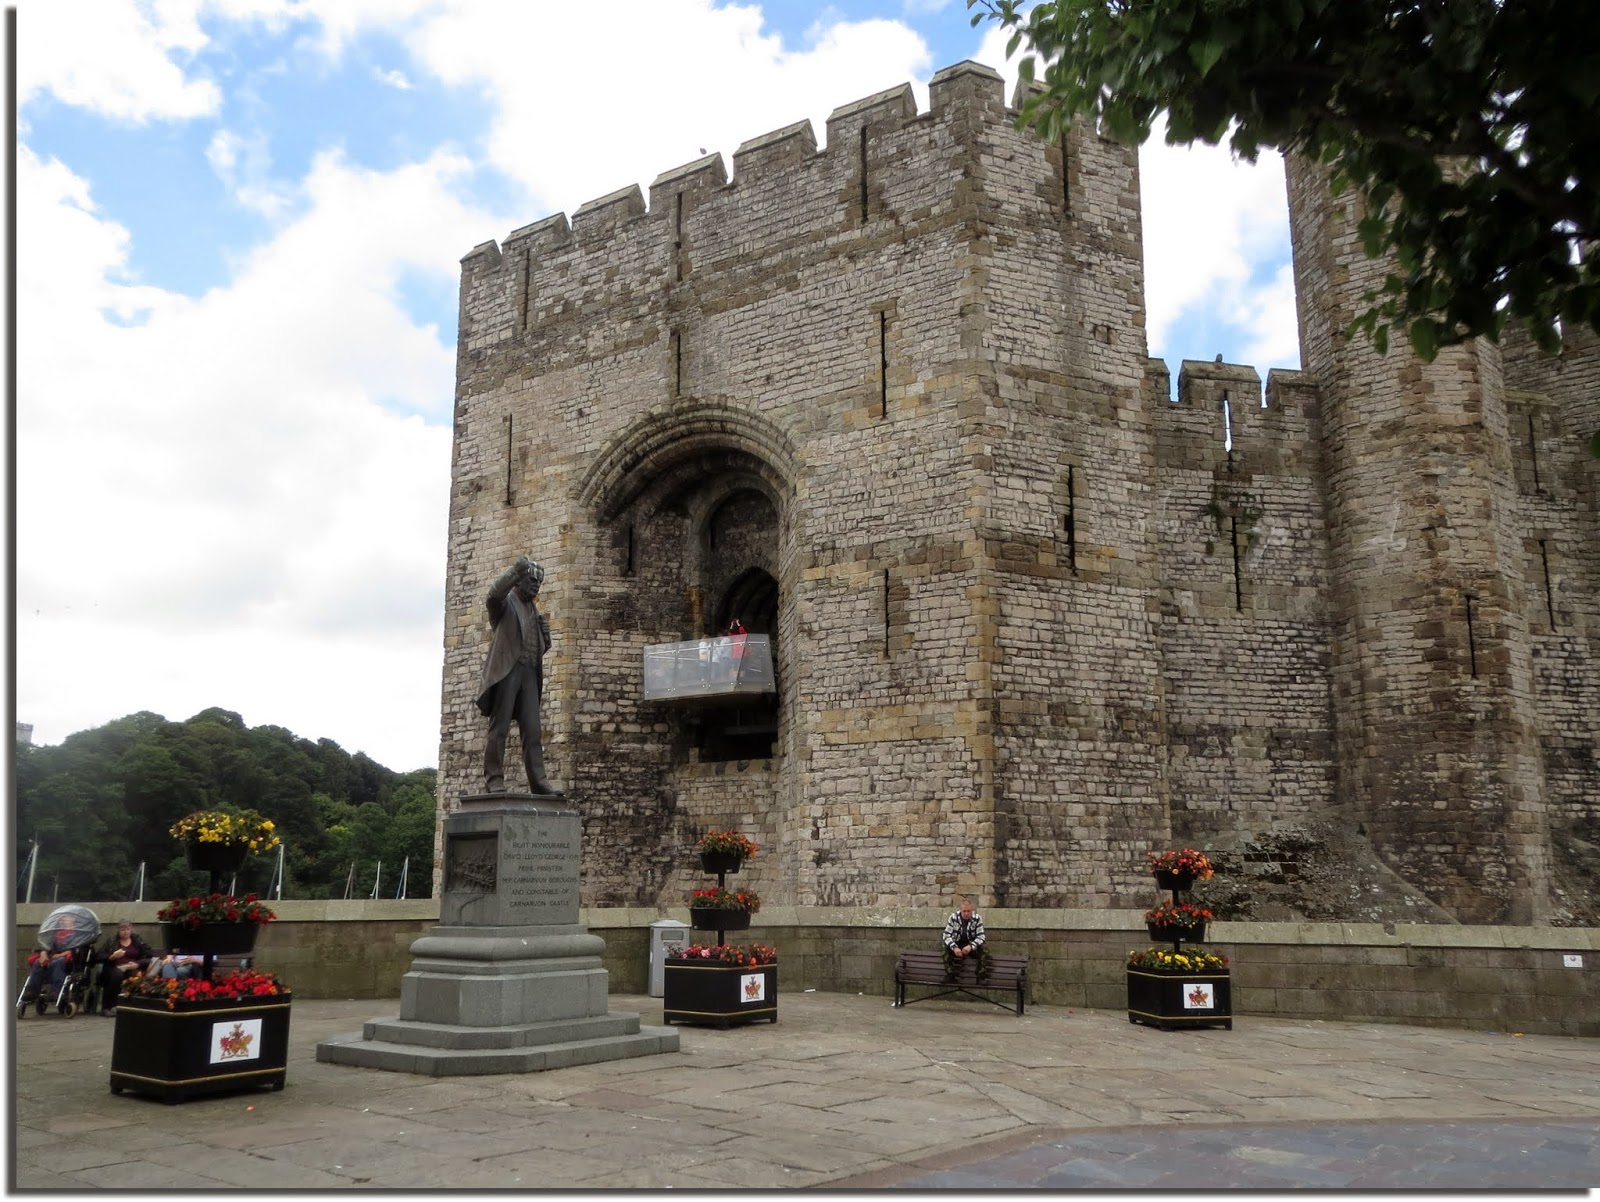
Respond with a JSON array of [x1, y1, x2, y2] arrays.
[[439, 797, 582, 927], [316, 797, 678, 1075]]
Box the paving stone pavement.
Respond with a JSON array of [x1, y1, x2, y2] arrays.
[[10, 989, 1599, 1190]]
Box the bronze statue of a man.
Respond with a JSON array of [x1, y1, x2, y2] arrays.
[[477, 556, 563, 796]]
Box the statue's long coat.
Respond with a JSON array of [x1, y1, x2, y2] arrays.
[[475, 568, 550, 716]]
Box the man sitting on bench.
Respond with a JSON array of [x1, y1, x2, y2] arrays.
[[941, 897, 990, 983]]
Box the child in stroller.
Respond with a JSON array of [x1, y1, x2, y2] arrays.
[[17, 905, 103, 1019]]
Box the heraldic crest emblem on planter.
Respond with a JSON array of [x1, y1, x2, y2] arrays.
[[218, 1023, 256, 1059]]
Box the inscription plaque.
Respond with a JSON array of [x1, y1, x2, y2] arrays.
[[439, 804, 582, 927], [502, 828, 580, 918]]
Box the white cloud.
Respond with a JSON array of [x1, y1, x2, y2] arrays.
[[207, 126, 296, 217], [13, 140, 510, 768], [374, 66, 413, 90], [1237, 261, 1302, 370], [276, 0, 437, 59], [17, 0, 222, 122], [1140, 128, 1296, 367], [403, 0, 934, 218]]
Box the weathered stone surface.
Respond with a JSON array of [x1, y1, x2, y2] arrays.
[[436, 63, 1599, 927]]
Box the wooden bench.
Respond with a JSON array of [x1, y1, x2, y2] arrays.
[[893, 950, 1028, 1016]]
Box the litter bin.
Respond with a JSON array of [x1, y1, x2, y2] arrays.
[[649, 920, 691, 997]]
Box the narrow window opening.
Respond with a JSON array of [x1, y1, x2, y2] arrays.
[[858, 126, 870, 223], [883, 568, 891, 658], [1065, 466, 1078, 575], [1059, 132, 1071, 215], [625, 524, 635, 576], [1221, 390, 1234, 454], [1540, 539, 1557, 628], [504, 413, 515, 505], [1229, 515, 1243, 610], [878, 311, 889, 419], [1465, 594, 1478, 677], [519, 251, 532, 330], [671, 330, 682, 396], [1527, 413, 1541, 491], [673, 192, 684, 283]]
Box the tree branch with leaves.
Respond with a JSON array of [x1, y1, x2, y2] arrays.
[[971, 0, 1600, 450]]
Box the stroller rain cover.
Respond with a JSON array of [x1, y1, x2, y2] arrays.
[[36, 905, 101, 953]]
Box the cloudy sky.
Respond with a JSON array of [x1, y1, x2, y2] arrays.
[[11, 0, 1299, 773]]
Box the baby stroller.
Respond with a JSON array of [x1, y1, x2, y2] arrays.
[[16, 905, 102, 1019]]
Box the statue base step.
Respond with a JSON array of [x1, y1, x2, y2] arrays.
[[316, 1021, 677, 1076]]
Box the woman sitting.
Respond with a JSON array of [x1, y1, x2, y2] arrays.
[[96, 922, 155, 1015]]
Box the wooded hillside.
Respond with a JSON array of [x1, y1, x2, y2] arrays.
[[15, 708, 435, 901]]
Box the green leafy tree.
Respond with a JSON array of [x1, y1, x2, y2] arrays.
[[382, 784, 437, 897], [970, 0, 1600, 369], [16, 710, 437, 901]]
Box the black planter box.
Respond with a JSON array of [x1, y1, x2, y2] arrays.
[[1126, 968, 1232, 1031], [109, 994, 292, 1103], [662, 962, 777, 1028], [185, 843, 250, 875], [699, 851, 744, 875], [689, 909, 751, 932], [1146, 923, 1207, 943], [161, 921, 261, 956]]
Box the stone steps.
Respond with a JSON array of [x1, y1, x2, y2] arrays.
[[316, 1024, 678, 1076], [360, 1011, 643, 1049]]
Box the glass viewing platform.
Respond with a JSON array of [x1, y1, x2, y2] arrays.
[[642, 634, 776, 702]]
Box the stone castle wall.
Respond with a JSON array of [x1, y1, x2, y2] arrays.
[[1152, 361, 1335, 844], [438, 62, 1599, 923]]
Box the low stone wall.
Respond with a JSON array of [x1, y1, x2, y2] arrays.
[[15, 904, 1597, 1036], [14, 901, 441, 1001]]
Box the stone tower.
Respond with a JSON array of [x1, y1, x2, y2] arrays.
[[438, 61, 1599, 923], [1285, 157, 1599, 923]]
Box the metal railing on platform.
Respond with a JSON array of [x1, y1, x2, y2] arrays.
[[642, 634, 775, 701]]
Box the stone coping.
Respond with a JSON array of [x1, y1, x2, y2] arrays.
[[15, 902, 1597, 950]]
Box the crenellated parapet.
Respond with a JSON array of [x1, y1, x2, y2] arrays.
[[453, 60, 1128, 372]]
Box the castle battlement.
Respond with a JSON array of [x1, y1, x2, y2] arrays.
[[1152, 360, 1320, 461], [456, 60, 1125, 357]]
